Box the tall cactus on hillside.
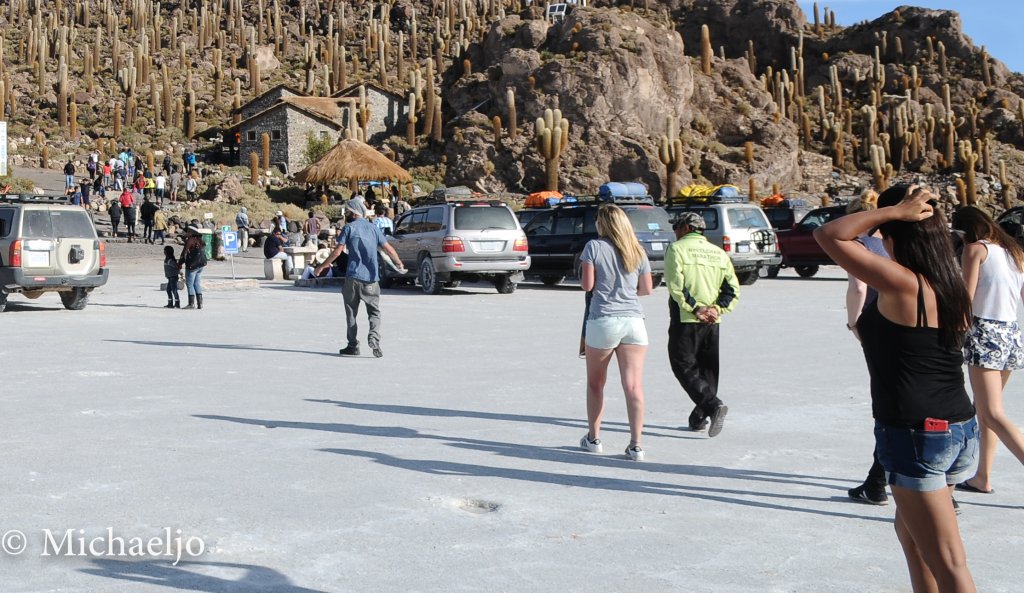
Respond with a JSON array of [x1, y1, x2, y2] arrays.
[[1000, 160, 1016, 209], [958, 140, 978, 205], [700, 25, 712, 75], [535, 108, 570, 192], [658, 116, 684, 200]]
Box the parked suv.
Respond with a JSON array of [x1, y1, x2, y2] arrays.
[[523, 197, 675, 286], [770, 204, 847, 278], [666, 197, 781, 285], [0, 194, 109, 312], [381, 199, 530, 294]]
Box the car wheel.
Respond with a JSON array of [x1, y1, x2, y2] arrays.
[[494, 274, 517, 294], [419, 257, 443, 294], [737, 270, 759, 286], [60, 288, 90, 310], [795, 265, 819, 278], [650, 274, 663, 288], [765, 265, 781, 278], [445, 280, 462, 288], [540, 275, 564, 286]]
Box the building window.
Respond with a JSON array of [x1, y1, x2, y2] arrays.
[[271, 130, 282, 140], [246, 131, 256, 141]]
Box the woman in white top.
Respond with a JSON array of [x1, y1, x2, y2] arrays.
[[952, 207, 1024, 494], [578, 205, 653, 460]]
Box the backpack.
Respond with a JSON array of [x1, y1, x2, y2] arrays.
[[185, 242, 208, 268]]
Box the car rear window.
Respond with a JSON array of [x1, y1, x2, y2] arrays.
[[726, 207, 769, 229], [454, 206, 517, 230], [0, 208, 14, 237], [51, 210, 98, 238], [626, 207, 672, 233]]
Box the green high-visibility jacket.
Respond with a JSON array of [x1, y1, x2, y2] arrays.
[[664, 232, 740, 323]]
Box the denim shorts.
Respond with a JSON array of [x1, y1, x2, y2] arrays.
[[874, 417, 979, 492], [585, 317, 648, 349]]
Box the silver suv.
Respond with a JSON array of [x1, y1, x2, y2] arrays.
[[382, 199, 530, 294], [667, 197, 781, 285], [0, 195, 109, 312]]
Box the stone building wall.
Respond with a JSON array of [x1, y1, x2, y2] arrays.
[[238, 107, 290, 173], [285, 109, 342, 172], [240, 87, 302, 120]]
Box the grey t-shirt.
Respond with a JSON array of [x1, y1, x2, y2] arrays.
[[580, 238, 651, 319]]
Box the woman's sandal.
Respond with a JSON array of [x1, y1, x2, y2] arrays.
[[954, 481, 994, 494]]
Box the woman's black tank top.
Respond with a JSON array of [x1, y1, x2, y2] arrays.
[[857, 276, 974, 427]]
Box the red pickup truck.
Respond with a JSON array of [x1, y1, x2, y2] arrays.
[[767, 205, 847, 278]]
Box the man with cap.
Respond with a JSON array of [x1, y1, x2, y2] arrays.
[[664, 211, 740, 438], [315, 199, 404, 358]]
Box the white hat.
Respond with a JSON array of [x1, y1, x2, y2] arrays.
[[313, 248, 331, 265], [276, 210, 283, 216]]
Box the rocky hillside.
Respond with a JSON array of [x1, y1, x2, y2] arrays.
[[0, 0, 1022, 209]]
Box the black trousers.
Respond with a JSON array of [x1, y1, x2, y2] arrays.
[[865, 449, 887, 492], [668, 321, 723, 418]]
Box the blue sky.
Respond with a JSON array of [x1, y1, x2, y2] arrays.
[[796, 1, 1023, 73]]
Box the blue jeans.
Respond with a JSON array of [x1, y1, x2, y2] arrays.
[[65, 174, 75, 188], [874, 417, 979, 492], [185, 267, 204, 296]]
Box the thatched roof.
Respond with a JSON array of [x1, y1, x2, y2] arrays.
[[292, 140, 412, 184]]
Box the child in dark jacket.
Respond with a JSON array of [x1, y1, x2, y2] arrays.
[[163, 246, 181, 308]]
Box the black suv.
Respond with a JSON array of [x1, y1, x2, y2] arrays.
[[522, 198, 675, 286]]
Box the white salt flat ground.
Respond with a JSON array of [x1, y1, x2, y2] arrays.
[[1, 256, 1022, 593]]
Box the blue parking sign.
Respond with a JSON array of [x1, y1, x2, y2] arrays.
[[222, 230, 240, 255]]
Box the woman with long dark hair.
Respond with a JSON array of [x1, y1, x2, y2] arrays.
[[578, 204, 653, 461], [951, 207, 1024, 494], [815, 185, 978, 593]]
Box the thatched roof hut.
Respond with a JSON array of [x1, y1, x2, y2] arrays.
[[293, 139, 412, 185]]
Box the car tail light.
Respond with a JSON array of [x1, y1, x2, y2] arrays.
[[513, 237, 528, 252], [722, 235, 732, 252], [99, 241, 107, 267], [442, 237, 465, 253], [10, 240, 22, 267]]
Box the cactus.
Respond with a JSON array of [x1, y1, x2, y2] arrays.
[[250, 151, 259, 185], [958, 140, 978, 205], [492, 115, 502, 148], [69, 100, 78, 140], [146, 150, 155, 173], [981, 47, 992, 87], [535, 108, 570, 192], [813, 2, 820, 35], [431, 96, 443, 144], [463, 58, 471, 77], [506, 88, 517, 141], [700, 25, 712, 75], [1000, 160, 1016, 209], [938, 41, 947, 78], [113, 102, 122, 138], [955, 178, 967, 207], [870, 145, 887, 191], [406, 92, 418, 146], [41, 145, 49, 169], [748, 178, 757, 203], [826, 113, 844, 169], [262, 132, 271, 171], [658, 117, 684, 199], [743, 141, 754, 166]]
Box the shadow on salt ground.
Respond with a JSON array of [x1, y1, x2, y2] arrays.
[[193, 414, 889, 524], [107, 339, 339, 358], [305, 399, 698, 441], [80, 559, 329, 593]]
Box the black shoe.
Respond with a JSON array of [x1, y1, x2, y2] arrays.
[[164, 300, 174, 309], [372, 346, 383, 358], [707, 405, 728, 438], [196, 295, 203, 310], [339, 345, 360, 356], [174, 301, 181, 308], [687, 407, 708, 431], [847, 484, 889, 506]]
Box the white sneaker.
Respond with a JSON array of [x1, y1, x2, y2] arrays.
[[579, 434, 603, 453], [625, 445, 645, 461]]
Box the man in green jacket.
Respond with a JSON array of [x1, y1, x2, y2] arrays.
[[664, 212, 740, 437]]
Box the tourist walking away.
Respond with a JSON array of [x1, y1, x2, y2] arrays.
[[263, 226, 294, 278], [951, 207, 1024, 495], [315, 199, 404, 358], [179, 225, 208, 310], [140, 196, 158, 244], [816, 185, 978, 593], [155, 171, 166, 204], [664, 212, 739, 437], [235, 206, 250, 252], [577, 204, 653, 461], [119, 189, 137, 243], [63, 160, 75, 189], [153, 206, 168, 245], [169, 167, 181, 202], [842, 190, 892, 505], [79, 178, 91, 208], [185, 175, 198, 201], [163, 246, 181, 309], [108, 200, 122, 237], [303, 211, 321, 243]]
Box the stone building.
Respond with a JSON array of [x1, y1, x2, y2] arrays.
[[331, 83, 408, 144], [225, 99, 344, 174], [237, 84, 306, 120]]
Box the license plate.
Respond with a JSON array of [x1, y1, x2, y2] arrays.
[[737, 244, 750, 253], [475, 241, 504, 252], [650, 242, 664, 252], [25, 251, 50, 268]]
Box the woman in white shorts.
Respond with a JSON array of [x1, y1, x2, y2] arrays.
[[578, 205, 653, 460], [952, 207, 1024, 494]]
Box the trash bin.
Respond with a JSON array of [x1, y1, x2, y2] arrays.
[[197, 229, 213, 261]]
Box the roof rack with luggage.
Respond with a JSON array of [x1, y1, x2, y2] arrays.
[[1, 194, 72, 204]]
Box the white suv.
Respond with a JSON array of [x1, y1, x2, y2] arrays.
[[382, 199, 531, 294], [0, 195, 109, 312]]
